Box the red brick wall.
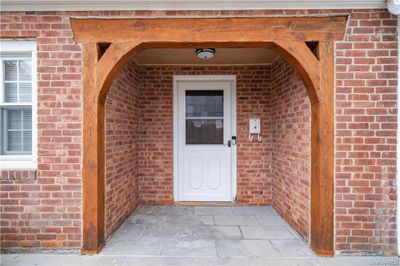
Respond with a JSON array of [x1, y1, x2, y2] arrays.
[[270, 57, 311, 240], [0, 9, 397, 255], [136, 67, 174, 204], [334, 10, 398, 255], [137, 65, 272, 204], [0, 14, 83, 251], [104, 61, 140, 238]]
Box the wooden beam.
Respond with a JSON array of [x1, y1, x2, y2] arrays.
[[97, 41, 142, 102], [76, 17, 341, 255], [310, 41, 335, 256], [272, 40, 320, 104], [81, 42, 105, 254], [96, 41, 320, 104], [71, 17, 347, 43]]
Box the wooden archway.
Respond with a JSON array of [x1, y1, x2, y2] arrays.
[[71, 17, 347, 256]]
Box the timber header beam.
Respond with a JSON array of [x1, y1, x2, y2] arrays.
[[71, 16, 347, 43]]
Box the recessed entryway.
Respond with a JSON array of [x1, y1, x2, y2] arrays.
[[72, 17, 346, 254], [173, 76, 237, 202], [102, 205, 313, 258]]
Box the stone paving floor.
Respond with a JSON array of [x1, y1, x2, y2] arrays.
[[102, 205, 312, 257], [2, 205, 400, 265]]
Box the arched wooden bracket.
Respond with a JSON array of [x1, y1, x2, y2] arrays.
[[73, 17, 346, 256]]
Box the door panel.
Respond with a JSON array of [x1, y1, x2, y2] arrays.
[[187, 155, 203, 189], [177, 81, 232, 201], [207, 155, 222, 189]]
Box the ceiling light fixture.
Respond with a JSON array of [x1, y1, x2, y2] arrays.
[[196, 48, 215, 59]]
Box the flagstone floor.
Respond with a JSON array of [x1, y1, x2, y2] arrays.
[[3, 205, 399, 265], [102, 205, 312, 258]]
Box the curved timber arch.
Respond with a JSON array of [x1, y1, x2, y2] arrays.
[[95, 41, 320, 105], [72, 16, 347, 256]]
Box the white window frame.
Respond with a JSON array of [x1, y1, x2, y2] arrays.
[[0, 40, 37, 169]]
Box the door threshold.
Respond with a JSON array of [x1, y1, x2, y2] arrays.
[[174, 201, 236, 206]]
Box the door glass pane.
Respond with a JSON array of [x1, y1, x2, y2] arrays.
[[186, 90, 223, 117], [185, 90, 224, 145], [186, 119, 223, 144]]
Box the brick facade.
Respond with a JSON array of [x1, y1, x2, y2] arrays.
[[271, 57, 311, 241], [334, 10, 398, 255], [1, 14, 83, 250], [137, 66, 272, 204], [104, 61, 140, 238], [0, 9, 398, 255]]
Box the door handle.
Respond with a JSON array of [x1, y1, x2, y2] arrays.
[[227, 140, 231, 147]]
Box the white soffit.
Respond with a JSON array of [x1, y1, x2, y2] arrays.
[[0, 0, 387, 12]]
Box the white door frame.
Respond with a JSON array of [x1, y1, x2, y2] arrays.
[[173, 75, 237, 202]]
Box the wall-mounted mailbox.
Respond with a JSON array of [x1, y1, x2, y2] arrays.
[[248, 117, 262, 142], [249, 117, 261, 134]]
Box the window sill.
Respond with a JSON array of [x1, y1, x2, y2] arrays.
[[0, 154, 37, 180], [0, 156, 37, 179]]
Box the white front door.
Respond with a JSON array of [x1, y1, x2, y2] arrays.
[[175, 78, 235, 201]]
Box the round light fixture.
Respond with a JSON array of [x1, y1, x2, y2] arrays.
[[196, 48, 215, 59]]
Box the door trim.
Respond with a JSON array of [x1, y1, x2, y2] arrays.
[[173, 75, 237, 202]]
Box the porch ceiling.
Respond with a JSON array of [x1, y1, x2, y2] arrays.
[[133, 48, 279, 66]]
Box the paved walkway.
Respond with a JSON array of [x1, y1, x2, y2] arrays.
[[102, 205, 312, 257], [2, 205, 399, 265]]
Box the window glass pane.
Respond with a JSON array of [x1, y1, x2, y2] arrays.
[[19, 60, 32, 81], [19, 83, 32, 102], [7, 110, 22, 130], [186, 90, 223, 117], [1, 54, 34, 155], [23, 109, 32, 129], [186, 119, 223, 144], [7, 131, 22, 151], [23, 131, 32, 151], [4, 61, 18, 81], [4, 83, 18, 102]]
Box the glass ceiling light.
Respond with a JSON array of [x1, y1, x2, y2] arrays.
[[196, 48, 215, 59]]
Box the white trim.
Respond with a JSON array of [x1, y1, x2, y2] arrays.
[[0, 40, 37, 171], [0, 155, 36, 169], [397, 15, 400, 257], [1, 0, 386, 12], [173, 75, 237, 202], [0, 41, 36, 54]]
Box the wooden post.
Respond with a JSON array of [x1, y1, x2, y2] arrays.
[[81, 43, 105, 254], [310, 41, 335, 256]]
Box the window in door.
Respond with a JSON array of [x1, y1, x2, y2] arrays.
[[185, 90, 223, 145]]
